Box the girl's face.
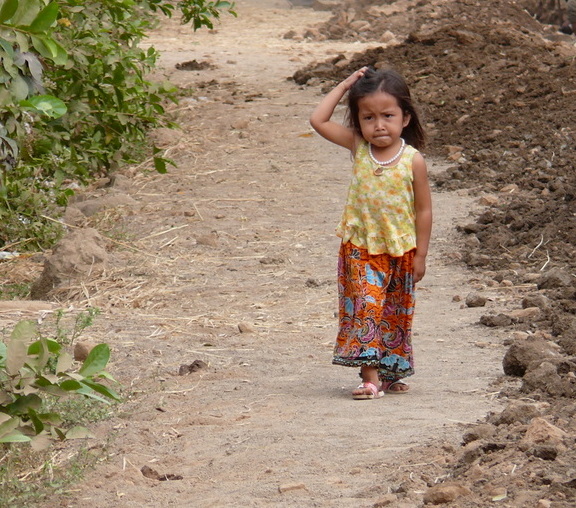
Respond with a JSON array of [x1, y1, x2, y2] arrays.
[[357, 91, 410, 148]]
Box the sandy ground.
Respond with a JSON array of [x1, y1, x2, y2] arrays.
[[5, 1, 526, 506]]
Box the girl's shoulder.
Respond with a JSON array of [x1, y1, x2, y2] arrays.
[[351, 135, 368, 157], [404, 143, 419, 155]]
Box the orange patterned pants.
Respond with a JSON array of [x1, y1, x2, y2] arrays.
[[333, 242, 415, 381]]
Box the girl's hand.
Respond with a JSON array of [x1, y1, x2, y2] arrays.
[[413, 254, 427, 283], [309, 66, 368, 151], [341, 66, 368, 91]]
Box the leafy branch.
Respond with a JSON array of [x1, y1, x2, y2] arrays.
[[0, 315, 120, 449]]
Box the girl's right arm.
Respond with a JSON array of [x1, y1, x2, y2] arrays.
[[309, 68, 367, 151]]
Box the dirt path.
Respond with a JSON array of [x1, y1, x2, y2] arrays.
[[42, 1, 513, 506]]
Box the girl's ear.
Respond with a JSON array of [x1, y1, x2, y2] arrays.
[[402, 112, 411, 128]]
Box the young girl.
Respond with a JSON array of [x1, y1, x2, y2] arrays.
[[310, 67, 432, 400]]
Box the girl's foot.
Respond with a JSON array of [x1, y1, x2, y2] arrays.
[[381, 379, 409, 394], [352, 382, 384, 400]]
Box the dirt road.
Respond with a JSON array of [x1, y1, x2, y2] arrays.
[[40, 1, 513, 506]]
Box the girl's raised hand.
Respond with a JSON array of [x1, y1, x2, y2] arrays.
[[341, 66, 368, 91]]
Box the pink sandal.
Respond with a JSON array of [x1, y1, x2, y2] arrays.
[[352, 382, 384, 400]]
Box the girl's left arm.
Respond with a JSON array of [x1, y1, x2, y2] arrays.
[[412, 152, 432, 283]]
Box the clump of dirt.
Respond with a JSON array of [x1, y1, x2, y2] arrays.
[[294, 0, 576, 506], [30, 228, 110, 300]]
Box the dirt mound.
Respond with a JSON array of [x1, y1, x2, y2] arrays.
[[293, 0, 576, 506]]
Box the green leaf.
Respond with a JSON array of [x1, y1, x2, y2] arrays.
[[75, 386, 111, 404], [28, 408, 44, 434], [55, 350, 72, 374], [0, 390, 11, 405], [78, 343, 110, 377], [10, 319, 36, 341], [30, 432, 52, 451], [20, 94, 67, 118], [0, 0, 18, 23], [4, 393, 42, 416], [0, 38, 15, 59], [6, 320, 36, 375], [58, 378, 82, 391], [81, 379, 121, 402], [9, 73, 31, 100], [36, 412, 62, 426], [153, 156, 167, 174], [28, 338, 61, 355], [0, 430, 31, 443], [9, 0, 39, 26], [0, 415, 20, 438], [29, 34, 68, 65], [29, 2, 59, 32], [35, 336, 50, 369]]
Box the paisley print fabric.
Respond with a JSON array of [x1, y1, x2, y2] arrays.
[[333, 242, 415, 381], [336, 140, 418, 257]]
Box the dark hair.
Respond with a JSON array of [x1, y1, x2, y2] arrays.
[[346, 67, 426, 150]]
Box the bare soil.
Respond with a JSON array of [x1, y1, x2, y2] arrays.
[[2, 0, 576, 507]]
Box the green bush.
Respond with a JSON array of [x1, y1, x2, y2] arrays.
[[0, 311, 119, 449], [0, 0, 236, 250]]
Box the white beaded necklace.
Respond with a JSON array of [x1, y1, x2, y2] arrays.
[[368, 138, 405, 170]]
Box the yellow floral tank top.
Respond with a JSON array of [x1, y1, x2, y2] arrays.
[[336, 140, 417, 256]]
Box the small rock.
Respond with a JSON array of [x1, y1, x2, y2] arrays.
[[500, 183, 519, 193], [521, 417, 567, 449], [502, 336, 559, 376], [379, 30, 396, 43], [522, 360, 576, 397], [537, 267, 573, 289], [462, 423, 496, 444], [178, 359, 208, 376], [464, 252, 492, 267], [465, 292, 487, 307], [522, 294, 551, 310], [485, 486, 507, 500], [73, 341, 95, 362], [31, 228, 109, 299], [464, 464, 485, 481], [478, 194, 499, 206], [238, 322, 256, 333], [458, 441, 483, 465], [493, 401, 541, 425], [506, 307, 542, 323], [278, 483, 307, 493], [480, 313, 512, 327], [537, 499, 553, 508], [423, 482, 472, 504]]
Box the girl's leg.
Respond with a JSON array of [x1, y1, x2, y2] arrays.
[[377, 251, 416, 386]]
